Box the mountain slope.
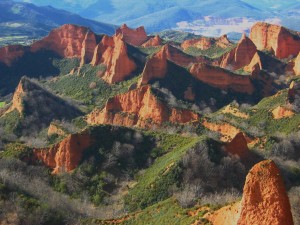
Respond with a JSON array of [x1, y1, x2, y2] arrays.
[[14, 0, 300, 35], [0, 0, 116, 46]]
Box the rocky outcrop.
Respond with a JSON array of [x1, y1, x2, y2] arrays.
[[250, 22, 300, 59], [80, 31, 99, 66], [115, 24, 148, 46], [222, 105, 249, 119], [5, 77, 82, 130], [48, 123, 67, 137], [163, 44, 206, 67], [202, 120, 241, 142], [31, 24, 98, 61], [189, 63, 254, 94], [220, 33, 257, 70], [139, 47, 168, 86], [0, 45, 27, 66], [34, 132, 93, 173], [101, 35, 137, 83], [91, 35, 114, 66], [294, 52, 300, 75], [142, 35, 163, 47], [244, 52, 263, 74], [91, 34, 137, 83], [272, 106, 294, 119], [205, 202, 241, 225], [6, 78, 26, 114], [237, 160, 294, 225], [86, 85, 200, 128], [225, 132, 249, 159], [181, 35, 231, 50]]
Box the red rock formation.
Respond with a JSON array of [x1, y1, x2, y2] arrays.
[[34, 132, 93, 173], [225, 132, 249, 158], [139, 44, 208, 85], [101, 35, 137, 83], [6, 78, 26, 114], [202, 120, 241, 142], [205, 202, 241, 225], [91, 35, 115, 66], [48, 123, 67, 137], [272, 106, 294, 119], [80, 31, 99, 66], [294, 52, 300, 75], [250, 22, 300, 59], [220, 33, 257, 70], [139, 46, 168, 86], [189, 63, 254, 94], [90, 34, 137, 83], [244, 52, 263, 74], [0, 45, 27, 66], [217, 34, 232, 48], [86, 85, 199, 128], [163, 44, 206, 67], [115, 24, 148, 46], [181, 35, 231, 50], [142, 35, 163, 47], [237, 160, 294, 225], [31, 24, 98, 61]]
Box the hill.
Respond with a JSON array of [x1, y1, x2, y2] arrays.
[[0, 0, 116, 46], [0, 22, 299, 225], [14, 0, 300, 35]]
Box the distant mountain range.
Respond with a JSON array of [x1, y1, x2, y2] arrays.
[[0, 0, 116, 46], [14, 0, 300, 37]]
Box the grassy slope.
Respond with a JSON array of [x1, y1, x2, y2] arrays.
[[207, 88, 300, 150], [90, 198, 211, 225], [45, 64, 140, 112], [184, 45, 236, 59], [124, 133, 203, 211]]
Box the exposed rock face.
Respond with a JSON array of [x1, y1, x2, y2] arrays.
[[244, 52, 263, 74], [115, 24, 148, 46], [163, 44, 206, 67], [6, 78, 25, 114], [206, 202, 241, 225], [100, 35, 137, 83], [31, 24, 98, 60], [91, 35, 114, 66], [272, 106, 294, 119], [202, 120, 241, 142], [250, 22, 300, 59], [86, 85, 199, 128], [48, 123, 67, 137], [220, 33, 257, 70], [0, 45, 27, 66], [34, 132, 93, 173], [91, 34, 137, 83], [225, 132, 249, 158], [222, 105, 249, 119], [189, 63, 254, 94], [5, 77, 82, 132], [139, 47, 168, 86], [181, 35, 231, 50], [142, 35, 163, 47], [237, 160, 294, 225], [294, 52, 300, 75], [80, 31, 99, 66]]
